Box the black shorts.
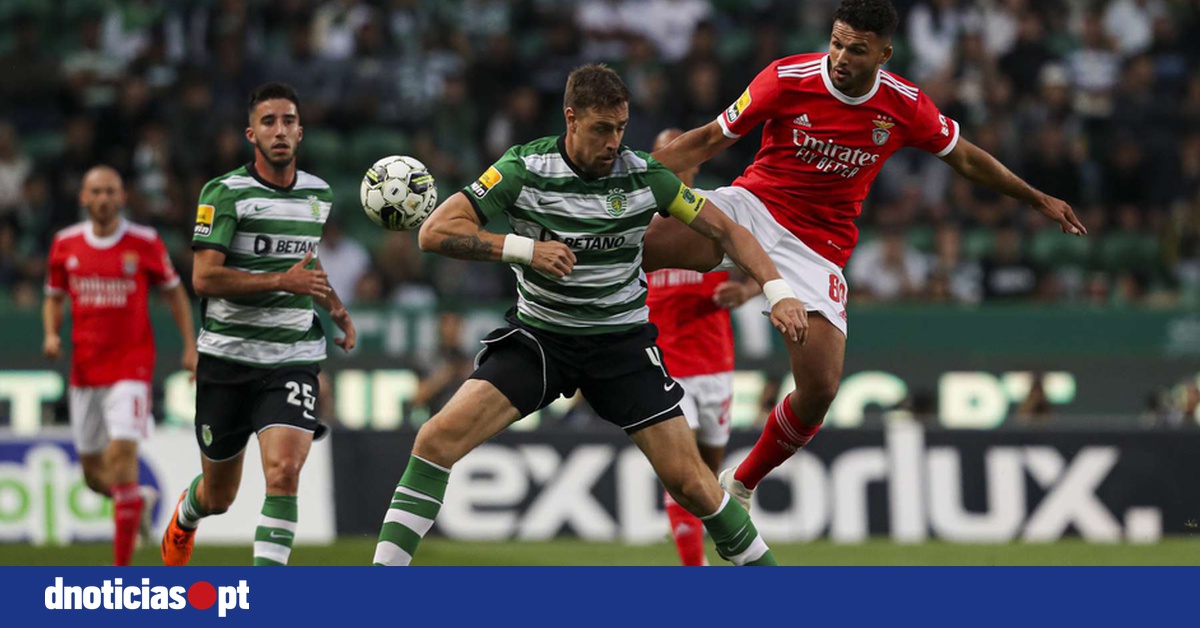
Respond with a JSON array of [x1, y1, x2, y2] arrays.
[[470, 312, 685, 433], [194, 354, 325, 461]]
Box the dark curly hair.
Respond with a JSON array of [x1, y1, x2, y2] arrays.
[[833, 0, 899, 39]]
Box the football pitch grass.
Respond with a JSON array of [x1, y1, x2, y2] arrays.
[[4, 538, 1199, 566]]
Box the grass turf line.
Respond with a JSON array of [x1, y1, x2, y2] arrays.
[[3, 538, 1199, 566]]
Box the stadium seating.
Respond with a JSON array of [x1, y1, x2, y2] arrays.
[[298, 129, 346, 178], [962, 228, 996, 260], [1096, 233, 1161, 274], [21, 130, 64, 162], [906, 225, 935, 253], [1030, 227, 1093, 270], [348, 129, 412, 176]]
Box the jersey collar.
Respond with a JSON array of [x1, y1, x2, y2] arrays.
[[821, 55, 881, 106], [247, 160, 296, 191], [557, 134, 592, 180], [84, 217, 128, 249]]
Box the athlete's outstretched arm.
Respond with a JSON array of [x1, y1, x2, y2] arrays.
[[161, 283, 198, 376], [685, 203, 809, 343], [192, 248, 329, 298], [312, 259, 356, 353], [652, 120, 738, 174], [940, 138, 1087, 236], [418, 192, 577, 279]]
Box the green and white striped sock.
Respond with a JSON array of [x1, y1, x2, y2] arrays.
[[253, 495, 298, 566], [701, 494, 777, 566], [373, 456, 449, 566], [177, 474, 210, 530]]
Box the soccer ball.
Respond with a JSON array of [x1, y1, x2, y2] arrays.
[[360, 155, 438, 231]]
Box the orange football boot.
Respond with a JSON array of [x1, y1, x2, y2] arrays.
[[161, 491, 197, 566]]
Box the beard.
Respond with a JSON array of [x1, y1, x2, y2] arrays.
[[257, 140, 296, 168], [86, 205, 120, 224]]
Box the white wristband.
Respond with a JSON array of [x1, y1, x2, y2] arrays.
[[762, 279, 797, 308], [501, 234, 536, 265]]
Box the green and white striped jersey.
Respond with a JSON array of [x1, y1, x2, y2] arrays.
[[464, 135, 707, 335], [192, 164, 332, 367]]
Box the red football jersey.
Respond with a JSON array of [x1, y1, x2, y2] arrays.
[[718, 53, 960, 267], [646, 269, 734, 377], [45, 220, 180, 386]]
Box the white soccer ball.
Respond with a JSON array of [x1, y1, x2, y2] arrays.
[[360, 155, 438, 231]]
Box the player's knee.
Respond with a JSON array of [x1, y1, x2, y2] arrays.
[[792, 374, 841, 418], [661, 468, 712, 514], [205, 493, 235, 515], [82, 472, 107, 496], [202, 484, 239, 514], [412, 421, 460, 468], [412, 425, 451, 468], [264, 457, 305, 495]]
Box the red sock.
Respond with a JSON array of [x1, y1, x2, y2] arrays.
[[664, 490, 707, 566], [735, 394, 822, 489], [111, 483, 143, 567]]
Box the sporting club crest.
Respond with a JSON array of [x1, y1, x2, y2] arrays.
[[606, 188, 628, 217]]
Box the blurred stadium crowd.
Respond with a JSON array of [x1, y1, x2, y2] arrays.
[[1, 0, 1199, 310]]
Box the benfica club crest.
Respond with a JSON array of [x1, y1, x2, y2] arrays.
[[872, 118, 895, 146], [122, 251, 139, 276]]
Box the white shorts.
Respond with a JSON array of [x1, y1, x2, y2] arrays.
[[677, 372, 734, 447], [68, 381, 153, 455], [703, 186, 849, 337]]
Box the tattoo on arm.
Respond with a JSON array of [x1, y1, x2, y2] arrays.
[[440, 234, 493, 260]]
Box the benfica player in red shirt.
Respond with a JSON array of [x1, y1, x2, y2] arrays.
[[644, 0, 1086, 510], [646, 128, 759, 566], [43, 166, 198, 565]]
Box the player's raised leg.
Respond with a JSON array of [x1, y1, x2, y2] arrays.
[[253, 427, 312, 566], [373, 379, 522, 566], [162, 454, 246, 566], [723, 315, 844, 508], [631, 417, 775, 566], [643, 215, 724, 273]]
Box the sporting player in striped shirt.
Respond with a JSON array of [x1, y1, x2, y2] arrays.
[[161, 82, 357, 566], [645, 128, 761, 566], [373, 64, 807, 567], [643, 0, 1087, 510]]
